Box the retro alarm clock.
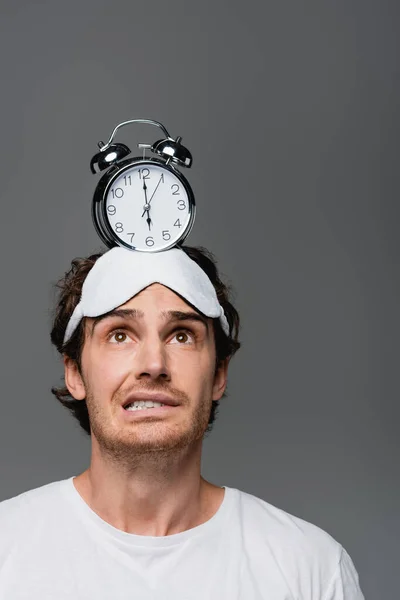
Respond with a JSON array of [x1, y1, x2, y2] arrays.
[[90, 119, 195, 252]]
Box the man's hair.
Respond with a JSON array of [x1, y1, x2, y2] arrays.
[[50, 245, 241, 437]]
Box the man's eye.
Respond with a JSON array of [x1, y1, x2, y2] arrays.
[[171, 331, 192, 344], [109, 331, 129, 344]]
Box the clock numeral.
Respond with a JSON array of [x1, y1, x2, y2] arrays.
[[174, 219, 182, 228], [111, 188, 124, 199], [177, 200, 186, 211], [162, 230, 171, 241], [171, 184, 180, 195], [107, 205, 116, 216], [127, 232, 135, 243], [123, 175, 132, 186], [138, 168, 150, 180], [145, 236, 155, 247], [115, 222, 124, 233]]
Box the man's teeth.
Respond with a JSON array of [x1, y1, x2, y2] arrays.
[[125, 401, 165, 411]]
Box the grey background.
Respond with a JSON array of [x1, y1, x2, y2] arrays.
[[0, 0, 398, 597]]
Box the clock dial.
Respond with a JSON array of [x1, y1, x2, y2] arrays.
[[104, 162, 193, 251]]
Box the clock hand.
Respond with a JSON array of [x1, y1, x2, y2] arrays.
[[143, 178, 148, 204], [142, 178, 150, 218], [141, 174, 163, 217], [148, 174, 163, 204], [141, 179, 153, 227]]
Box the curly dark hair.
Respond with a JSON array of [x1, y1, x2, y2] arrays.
[[50, 245, 241, 436]]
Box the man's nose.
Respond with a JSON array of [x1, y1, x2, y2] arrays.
[[133, 337, 170, 381]]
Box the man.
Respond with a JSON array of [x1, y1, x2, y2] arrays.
[[0, 245, 365, 599]]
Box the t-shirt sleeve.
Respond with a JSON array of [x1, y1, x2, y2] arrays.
[[323, 546, 365, 600]]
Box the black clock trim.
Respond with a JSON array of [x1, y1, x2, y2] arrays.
[[92, 157, 196, 252]]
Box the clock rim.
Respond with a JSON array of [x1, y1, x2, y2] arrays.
[[92, 157, 196, 252]]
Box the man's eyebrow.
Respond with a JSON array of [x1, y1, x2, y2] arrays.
[[161, 310, 209, 330], [90, 308, 145, 336]]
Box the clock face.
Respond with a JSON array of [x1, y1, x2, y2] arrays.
[[103, 162, 194, 251]]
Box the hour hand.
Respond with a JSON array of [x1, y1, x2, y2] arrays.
[[141, 177, 153, 228]]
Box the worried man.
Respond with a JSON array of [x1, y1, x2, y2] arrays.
[[0, 245, 365, 599]]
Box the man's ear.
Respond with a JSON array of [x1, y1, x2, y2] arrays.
[[212, 358, 230, 401], [64, 356, 86, 400]]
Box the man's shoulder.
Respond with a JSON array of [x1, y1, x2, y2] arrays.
[[0, 477, 67, 506], [232, 486, 342, 569], [0, 477, 76, 576], [229, 488, 364, 598], [0, 477, 70, 536]]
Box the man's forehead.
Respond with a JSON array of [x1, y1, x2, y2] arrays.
[[85, 283, 209, 331]]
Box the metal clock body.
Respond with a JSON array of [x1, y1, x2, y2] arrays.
[[93, 157, 195, 251], [90, 119, 195, 252]]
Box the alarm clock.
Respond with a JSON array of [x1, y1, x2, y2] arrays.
[[90, 119, 196, 252]]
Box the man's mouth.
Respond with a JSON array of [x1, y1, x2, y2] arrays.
[[124, 400, 165, 412], [121, 393, 181, 412]]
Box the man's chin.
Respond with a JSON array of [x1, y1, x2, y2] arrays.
[[89, 407, 210, 460], [95, 428, 205, 459]]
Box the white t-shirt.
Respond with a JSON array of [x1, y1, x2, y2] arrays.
[[0, 476, 365, 599]]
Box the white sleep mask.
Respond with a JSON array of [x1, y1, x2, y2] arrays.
[[63, 246, 229, 344]]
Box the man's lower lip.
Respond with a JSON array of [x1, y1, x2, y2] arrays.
[[120, 405, 178, 418]]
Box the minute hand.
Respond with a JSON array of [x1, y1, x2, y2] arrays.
[[142, 174, 163, 217], [148, 175, 164, 204]]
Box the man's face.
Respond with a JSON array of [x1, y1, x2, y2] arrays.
[[65, 284, 228, 460]]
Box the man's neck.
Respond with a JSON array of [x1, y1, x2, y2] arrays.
[[72, 446, 224, 536]]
